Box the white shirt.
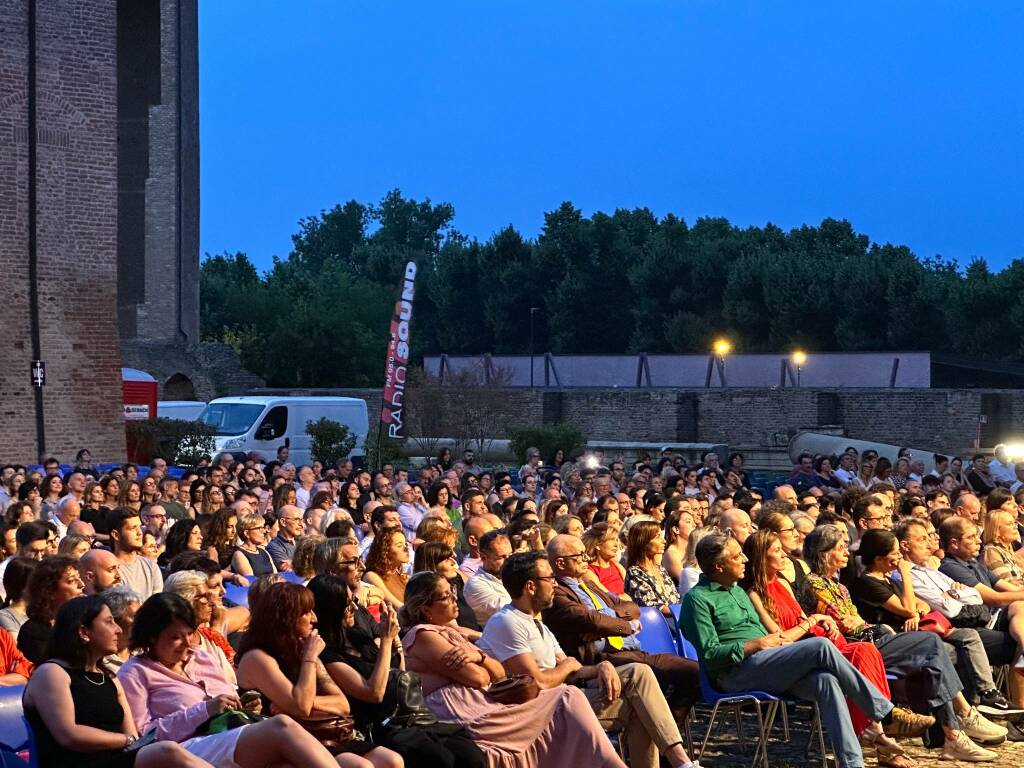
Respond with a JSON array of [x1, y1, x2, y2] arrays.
[[899, 563, 983, 618], [834, 468, 858, 487], [989, 459, 1017, 487], [478, 604, 563, 670], [463, 569, 511, 626]]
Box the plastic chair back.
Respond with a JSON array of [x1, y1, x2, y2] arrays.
[[636, 606, 679, 655], [0, 686, 31, 767], [280, 571, 304, 585], [224, 583, 249, 608]]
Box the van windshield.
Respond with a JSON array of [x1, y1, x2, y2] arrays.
[[198, 403, 266, 436]]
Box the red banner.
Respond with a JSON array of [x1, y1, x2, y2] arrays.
[[380, 261, 417, 438]]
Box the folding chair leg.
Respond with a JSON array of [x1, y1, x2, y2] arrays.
[[735, 703, 745, 748], [802, 703, 830, 768], [696, 702, 723, 762], [750, 700, 777, 768]]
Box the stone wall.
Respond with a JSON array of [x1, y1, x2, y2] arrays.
[[263, 386, 1024, 455], [0, 0, 126, 463]]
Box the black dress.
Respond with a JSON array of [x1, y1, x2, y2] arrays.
[[25, 663, 136, 768]]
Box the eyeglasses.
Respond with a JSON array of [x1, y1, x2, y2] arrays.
[[561, 552, 590, 562], [531, 575, 557, 584], [334, 558, 362, 569], [430, 590, 458, 604]]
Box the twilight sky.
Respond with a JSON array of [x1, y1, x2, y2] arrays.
[[199, 1, 1024, 271]]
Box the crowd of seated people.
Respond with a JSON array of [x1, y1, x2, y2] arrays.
[[3, 442, 1024, 766]]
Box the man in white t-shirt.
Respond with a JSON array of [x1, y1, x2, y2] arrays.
[[478, 551, 699, 768]]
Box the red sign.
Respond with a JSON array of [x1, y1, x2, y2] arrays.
[[380, 261, 417, 438]]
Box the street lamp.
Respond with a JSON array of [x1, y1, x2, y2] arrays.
[[792, 350, 807, 387], [708, 338, 731, 387], [529, 307, 539, 388]]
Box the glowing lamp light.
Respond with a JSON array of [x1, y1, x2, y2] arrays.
[[712, 339, 732, 357], [792, 350, 807, 367]]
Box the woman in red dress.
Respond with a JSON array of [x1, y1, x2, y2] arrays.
[[741, 530, 930, 768]]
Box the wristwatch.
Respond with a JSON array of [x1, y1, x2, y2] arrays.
[[124, 734, 138, 749]]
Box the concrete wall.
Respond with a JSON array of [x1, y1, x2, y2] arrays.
[[0, 0, 126, 462], [255, 386, 1024, 456]]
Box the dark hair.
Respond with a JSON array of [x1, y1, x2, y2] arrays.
[[858, 529, 898, 570], [425, 482, 452, 509], [478, 528, 508, 555], [644, 492, 667, 513], [162, 518, 202, 564], [460, 488, 485, 508], [15, 521, 50, 549], [986, 487, 1014, 512], [695, 532, 731, 574], [501, 551, 548, 598], [413, 541, 456, 574], [238, 582, 313, 679], [3, 557, 37, 606], [939, 515, 970, 550], [26, 555, 80, 623], [204, 507, 237, 563], [369, 505, 398, 531], [397, 571, 447, 629], [45, 595, 109, 669], [106, 506, 141, 538], [306, 575, 350, 653], [168, 553, 220, 576], [324, 519, 356, 540], [130, 592, 198, 651]]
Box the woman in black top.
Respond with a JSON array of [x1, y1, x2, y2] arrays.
[[309, 576, 484, 768], [23, 595, 204, 768]]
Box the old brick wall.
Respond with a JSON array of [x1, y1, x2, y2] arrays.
[[0, 0, 126, 463], [295, 387, 1024, 455]]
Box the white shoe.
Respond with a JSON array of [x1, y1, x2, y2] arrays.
[[940, 731, 997, 762], [961, 706, 1007, 745]]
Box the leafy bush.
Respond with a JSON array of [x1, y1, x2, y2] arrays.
[[306, 417, 357, 467], [508, 424, 585, 466], [125, 418, 216, 466]]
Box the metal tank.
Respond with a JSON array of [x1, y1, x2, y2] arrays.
[[787, 431, 942, 474]]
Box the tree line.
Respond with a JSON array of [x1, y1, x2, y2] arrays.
[[200, 189, 1024, 388]]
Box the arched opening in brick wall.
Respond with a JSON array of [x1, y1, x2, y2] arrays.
[[164, 373, 198, 401]]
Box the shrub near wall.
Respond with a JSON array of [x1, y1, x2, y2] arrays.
[[509, 424, 585, 466]]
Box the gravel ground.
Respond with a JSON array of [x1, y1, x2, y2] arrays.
[[682, 705, 1024, 767]]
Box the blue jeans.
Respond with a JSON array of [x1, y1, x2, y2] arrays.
[[718, 638, 892, 768]]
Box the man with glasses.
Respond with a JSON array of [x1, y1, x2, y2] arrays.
[[0, 522, 50, 600], [395, 481, 425, 542], [267, 504, 304, 571], [140, 502, 169, 550], [481, 551, 701, 768], [373, 474, 394, 504], [464, 530, 512, 625], [542, 534, 699, 711], [896, 518, 1024, 718]]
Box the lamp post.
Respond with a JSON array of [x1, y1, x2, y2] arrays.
[[529, 307, 539, 388], [712, 338, 731, 387], [792, 350, 807, 387]]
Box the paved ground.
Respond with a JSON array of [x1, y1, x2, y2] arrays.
[[685, 706, 1024, 767]]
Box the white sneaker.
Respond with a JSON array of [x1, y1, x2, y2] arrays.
[[940, 731, 997, 762], [961, 706, 1007, 745]]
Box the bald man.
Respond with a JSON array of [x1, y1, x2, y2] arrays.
[[773, 484, 798, 505], [543, 534, 699, 711], [79, 548, 123, 595], [460, 515, 496, 581], [720, 508, 755, 544]]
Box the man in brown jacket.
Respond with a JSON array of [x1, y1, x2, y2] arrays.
[[541, 534, 699, 710]]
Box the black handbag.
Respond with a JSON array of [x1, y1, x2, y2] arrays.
[[949, 603, 992, 628], [384, 670, 439, 727]]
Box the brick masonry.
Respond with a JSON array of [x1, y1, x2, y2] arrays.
[[275, 387, 1024, 456], [0, 0, 126, 464]]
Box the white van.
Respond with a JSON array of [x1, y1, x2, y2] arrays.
[[198, 396, 369, 465], [158, 401, 208, 421]]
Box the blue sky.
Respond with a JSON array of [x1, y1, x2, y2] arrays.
[[199, 1, 1024, 272]]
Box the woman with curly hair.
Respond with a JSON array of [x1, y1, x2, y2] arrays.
[[204, 507, 239, 571], [271, 483, 297, 514], [292, 535, 325, 583], [199, 485, 226, 519], [236, 583, 403, 767], [18, 555, 85, 664], [100, 475, 121, 507], [425, 482, 459, 533], [415, 516, 458, 548], [364, 529, 410, 608]]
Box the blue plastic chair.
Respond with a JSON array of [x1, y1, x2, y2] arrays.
[[0, 685, 33, 768], [635, 606, 678, 655], [280, 571, 304, 585], [224, 583, 249, 608]]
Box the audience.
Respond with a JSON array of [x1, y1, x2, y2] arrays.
[[5, 445, 1024, 766]]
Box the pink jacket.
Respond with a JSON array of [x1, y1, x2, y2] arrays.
[[117, 649, 237, 741]]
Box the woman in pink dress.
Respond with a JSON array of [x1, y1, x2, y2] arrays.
[[400, 572, 625, 768]]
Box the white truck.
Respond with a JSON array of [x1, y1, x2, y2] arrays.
[[198, 396, 368, 465]]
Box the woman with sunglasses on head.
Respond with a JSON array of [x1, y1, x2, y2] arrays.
[[309, 576, 485, 768], [413, 541, 480, 636], [231, 512, 277, 578]]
